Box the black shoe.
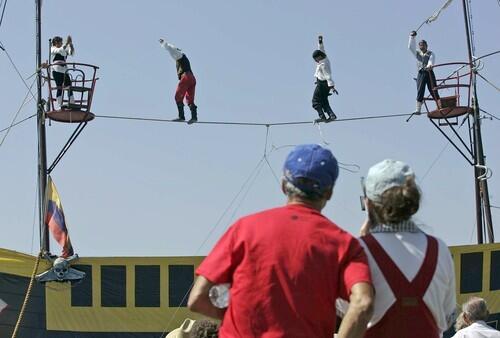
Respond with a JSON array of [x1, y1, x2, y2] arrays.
[[314, 106, 327, 123], [175, 103, 186, 121], [323, 105, 337, 120], [188, 104, 198, 125]]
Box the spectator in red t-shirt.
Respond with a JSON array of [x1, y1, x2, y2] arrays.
[[188, 144, 374, 338]]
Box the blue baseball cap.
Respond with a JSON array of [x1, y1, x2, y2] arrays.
[[283, 144, 339, 194]]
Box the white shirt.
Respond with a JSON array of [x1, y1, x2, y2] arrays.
[[408, 35, 435, 70], [337, 229, 456, 336], [50, 45, 73, 73], [452, 321, 500, 338], [160, 41, 183, 61], [314, 42, 335, 87]]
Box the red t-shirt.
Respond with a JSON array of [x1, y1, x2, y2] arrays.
[[196, 204, 372, 338]]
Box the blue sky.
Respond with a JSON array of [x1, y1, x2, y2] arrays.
[[0, 0, 498, 256]]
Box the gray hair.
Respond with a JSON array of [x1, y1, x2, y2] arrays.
[[282, 179, 322, 201], [462, 297, 489, 322]]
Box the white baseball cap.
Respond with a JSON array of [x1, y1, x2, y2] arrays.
[[365, 159, 415, 203]]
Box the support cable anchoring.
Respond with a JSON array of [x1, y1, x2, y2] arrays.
[[476, 164, 492, 181]]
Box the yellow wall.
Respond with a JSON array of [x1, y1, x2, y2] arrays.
[[449, 243, 500, 313], [0, 248, 50, 277], [45, 256, 205, 332]]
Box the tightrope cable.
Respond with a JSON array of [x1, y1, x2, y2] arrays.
[[94, 112, 413, 127]]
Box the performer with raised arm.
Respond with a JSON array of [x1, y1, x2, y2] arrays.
[[408, 31, 440, 114], [50, 35, 75, 109], [312, 35, 337, 122], [159, 38, 198, 124]]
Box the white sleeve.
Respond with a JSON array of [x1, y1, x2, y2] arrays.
[[51, 46, 67, 57], [322, 59, 335, 87], [64, 45, 74, 56], [408, 35, 417, 58], [160, 41, 183, 61], [428, 52, 435, 67]]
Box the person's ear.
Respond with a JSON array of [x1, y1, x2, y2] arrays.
[[324, 187, 333, 201], [366, 199, 374, 210], [281, 180, 287, 196], [463, 313, 471, 325]]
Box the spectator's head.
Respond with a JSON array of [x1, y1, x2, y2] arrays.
[[282, 144, 339, 210], [462, 297, 489, 325], [419, 40, 428, 53], [52, 36, 63, 47], [312, 49, 326, 62], [189, 319, 219, 338], [365, 159, 420, 225], [455, 312, 468, 331]]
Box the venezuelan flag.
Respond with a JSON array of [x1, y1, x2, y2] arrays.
[[45, 176, 74, 258]]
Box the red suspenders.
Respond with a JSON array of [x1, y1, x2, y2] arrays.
[[362, 234, 440, 338]]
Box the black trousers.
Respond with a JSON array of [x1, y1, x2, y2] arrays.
[[416, 69, 440, 102], [52, 71, 73, 98], [312, 79, 333, 116]]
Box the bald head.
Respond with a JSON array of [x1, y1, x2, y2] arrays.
[[462, 297, 489, 323]]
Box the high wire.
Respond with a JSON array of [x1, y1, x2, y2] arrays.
[[94, 112, 414, 127]]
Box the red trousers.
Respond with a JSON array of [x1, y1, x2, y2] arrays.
[[175, 72, 196, 105]]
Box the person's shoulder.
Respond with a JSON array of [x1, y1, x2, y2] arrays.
[[325, 221, 359, 247], [418, 229, 446, 245], [232, 206, 280, 228], [327, 220, 352, 235], [427, 234, 451, 255], [238, 206, 288, 221], [450, 330, 464, 338], [476, 321, 500, 334], [422, 233, 455, 274], [238, 205, 331, 224]]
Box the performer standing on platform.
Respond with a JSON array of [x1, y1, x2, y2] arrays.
[[159, 38, 198, 124], [408, 31, 441, 114], [312, 35, 337, 122], [50, 35, 75, 109]]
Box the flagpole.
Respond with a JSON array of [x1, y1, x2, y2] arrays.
[[36, 0, 49, 253]]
